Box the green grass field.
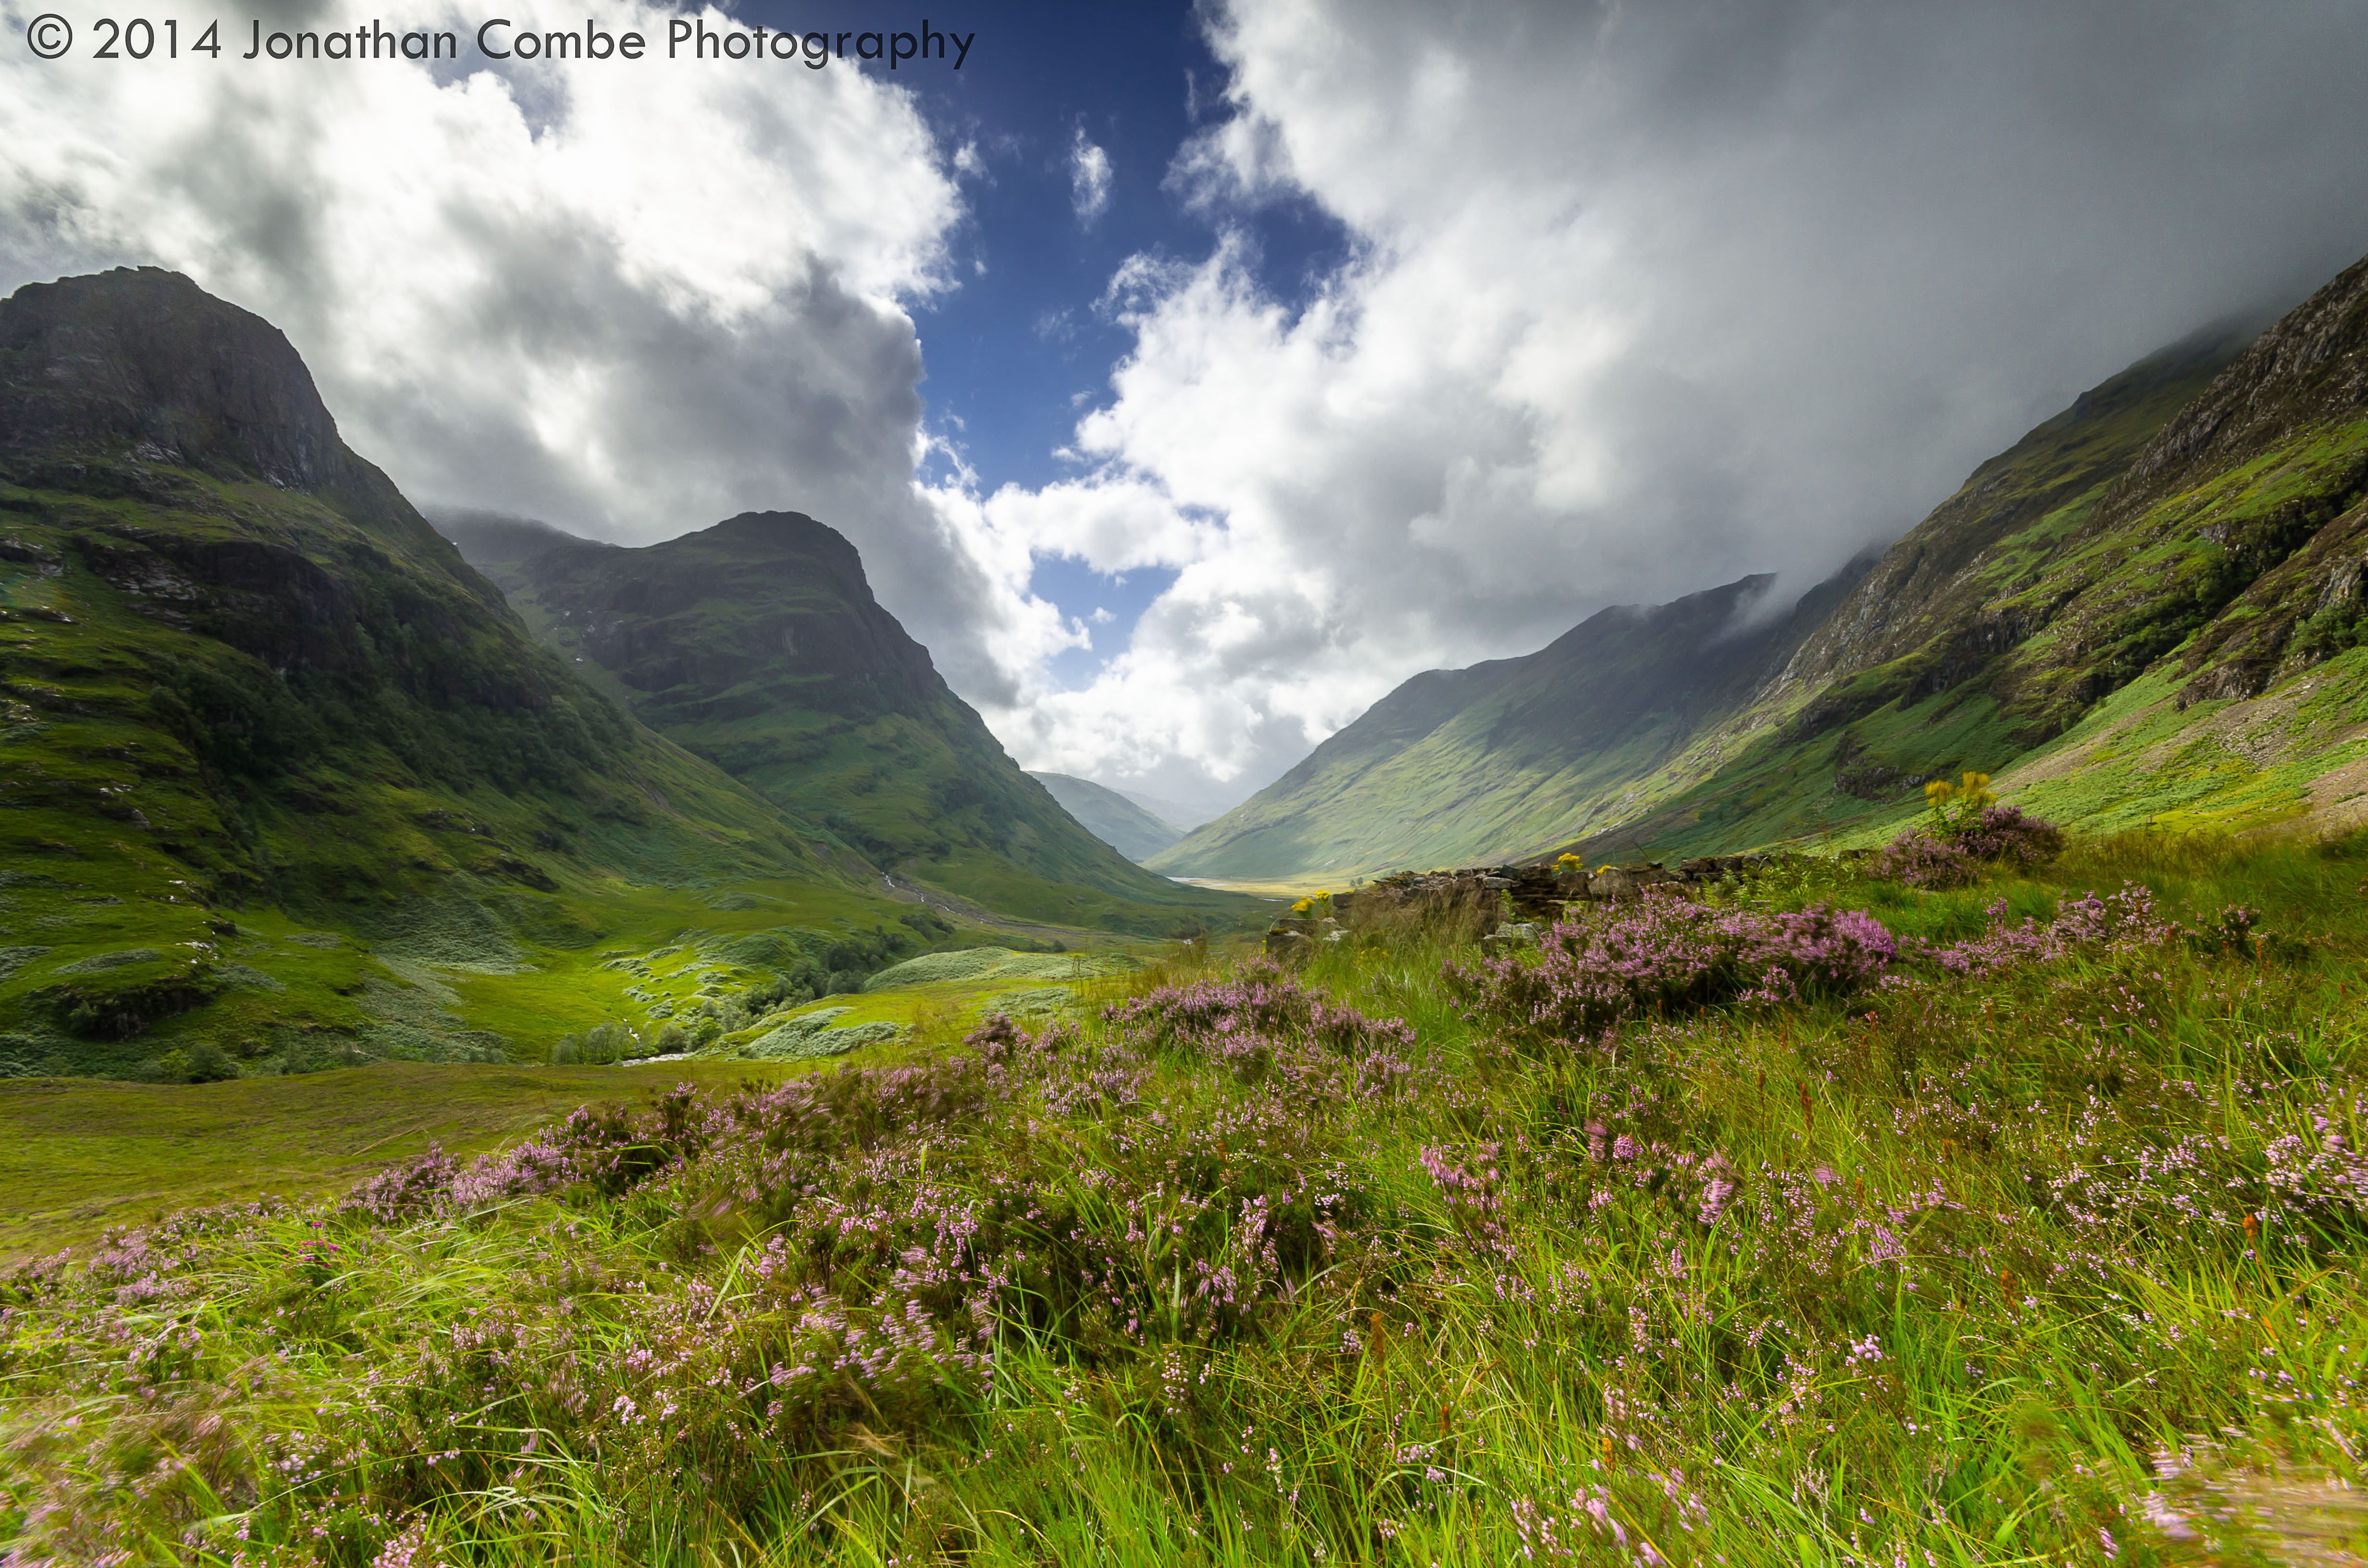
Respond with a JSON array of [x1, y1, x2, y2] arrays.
[[0, 1060, 807, 1262], [7, 827, 2368, 1565]]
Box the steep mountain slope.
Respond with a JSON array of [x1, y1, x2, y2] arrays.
[[1152, 568, 1867, 882], [1028, 772, 1183, 862], [444, 514, 1254, 933], [0, 269, 948, 1078], [1553, 257, 2368, 860]]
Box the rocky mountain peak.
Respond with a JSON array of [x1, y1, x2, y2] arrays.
[[2125, 254, 2368, 494], [0, 267, 345, 488]]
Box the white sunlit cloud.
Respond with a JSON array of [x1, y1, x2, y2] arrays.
[[963, 0, 2368, 808], [1068, 126, 1113, 228]]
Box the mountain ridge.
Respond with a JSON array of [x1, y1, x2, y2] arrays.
[[1542, 256, 2368, 863], [443, 510, 1257, 934], [1150, 565, 1869, 882], [1152, 267, 2368, 883], [0, 269, 976, 1078]]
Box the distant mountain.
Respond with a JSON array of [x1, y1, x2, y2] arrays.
[[0, 269, 910, 1078], [1150, 569, 1867, 882], [1155, 291, 2343, 881], [430, 509, 603, 570], [445, 512, 1255, 934], [1117, 786, 1226, 833], [1028, 772, 1183, 861]]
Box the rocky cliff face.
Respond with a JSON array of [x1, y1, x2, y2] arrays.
[[451, 513, 1252, 933]]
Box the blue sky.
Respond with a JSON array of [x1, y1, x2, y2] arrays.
[[641, 0, 1352, 690], [827, 0, 1350, 686]]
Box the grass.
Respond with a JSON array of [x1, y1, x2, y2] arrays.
[[0, 1060, 814, 1262], [6, 827, 2368, 1564]]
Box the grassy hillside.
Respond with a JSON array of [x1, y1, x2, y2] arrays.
[[9, 827, 2367, 1564], [1550, 261, 2368, 864], [442, 511, 1259, 937], [0, 269, 994, 1079], [1154, 568, 1868, 882], [1028, 771, 1184, 861], [1158, 304, 2335, 883]]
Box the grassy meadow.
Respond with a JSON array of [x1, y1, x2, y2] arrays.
[[7, 827, 2368, 1565]]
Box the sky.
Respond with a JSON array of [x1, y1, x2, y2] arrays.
[[7, 0, 2368, 813]]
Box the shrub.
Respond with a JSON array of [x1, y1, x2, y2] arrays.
[[1875, 802, 2065, 887], [1922, 884, 2178, 975], [550, 1021, 641, 1064], [1451, 888, 1896, 1046], [1870, 831, 1977, 888]]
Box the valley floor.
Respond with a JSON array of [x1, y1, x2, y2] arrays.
[[6, 830, 2368, 1565]]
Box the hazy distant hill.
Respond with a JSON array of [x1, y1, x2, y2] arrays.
[[444, 512, 1256, 934], [1028, 772, 1183, 862], [1116, 786, 1224, 833]]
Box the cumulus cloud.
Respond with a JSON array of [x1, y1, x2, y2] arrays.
[[1069, 127, 1113, 227], [0, 0, 1063, 697], [976, 0, 2368, 804]]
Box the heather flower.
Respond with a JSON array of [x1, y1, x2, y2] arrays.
[[1451, 888, 1895, 1046], [1875, 803, 2064, 886], [1924, 885, 2176, 977]]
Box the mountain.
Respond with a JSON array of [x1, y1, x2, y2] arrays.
[[1150, 568, 1868, 882], [1158, 283, 2362, 882], [1117, 786, 1226, 833], [1534, 259, 2368, 863], [441, 511, 1255, 934], [1028, 772, 1184, 862], [0, 269, 963, 1079]]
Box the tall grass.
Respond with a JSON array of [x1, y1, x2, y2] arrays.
[[6, 833, 2368, 1565]]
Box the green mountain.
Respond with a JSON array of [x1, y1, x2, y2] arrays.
[[1552, 255, 2368, 861], [0, 269, 970, 1079], [1150, 567, 1868, 882], [1155, 260, 2368, 881], [439, 511, 1253, 934], [1027, 772, 1184, 862]]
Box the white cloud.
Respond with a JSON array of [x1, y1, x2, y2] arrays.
[[0, 0, 1057, 698], [971, 0, 2368, 806], [1068, 127, 1112, 227]]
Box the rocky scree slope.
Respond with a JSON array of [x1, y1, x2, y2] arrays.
[[443, 512, 1255, 935], [0, 269, 893, 1078]]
